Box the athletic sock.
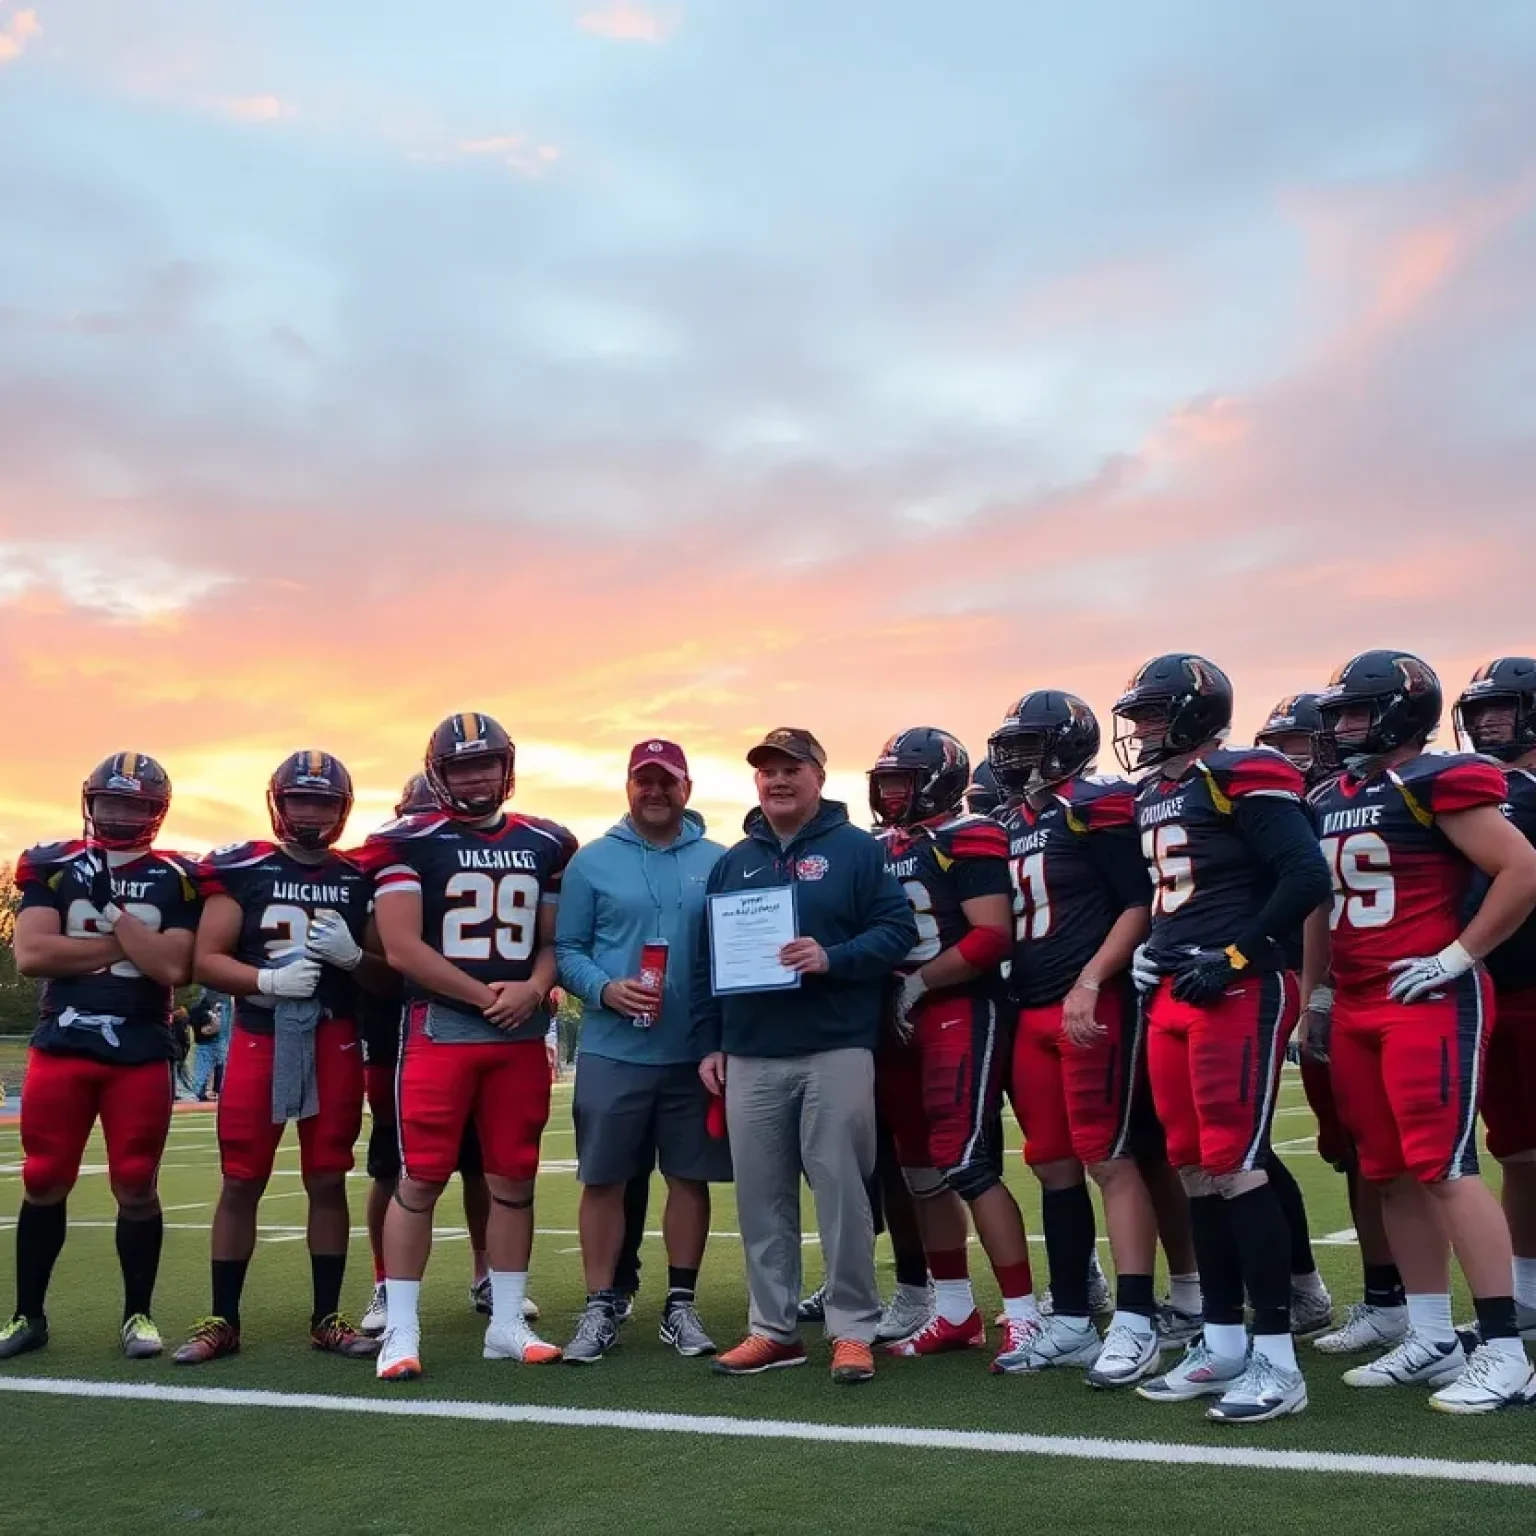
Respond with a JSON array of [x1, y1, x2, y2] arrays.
[[310, 1251, 346, 1327], [489, 1270, 528, 1324], [1223, 1184, 1293, 1341], [15, 1199, 67, 1321], [1363, 1262, 1406, 1311], [1168, 1272, 1202, 1315], [211, 1257, 250, 1331], [666, 1265, 699, 1306], [384, 1277, 421, 1337], [1188, 1195, 1243, 1327], [1263, 1150, 1316, 1277], [992, 1260, 1036, 1313], [1114, 1272, 1157, 1322], [1405, 1292, 1455, 1345], [928, 1246, 975, 1324], [1252, 1331, 1298, 1372], [1513, 1257, 1536, 1312], [1041, 1184, 1094, 1319], [116, 1210, 163, 1321], [893, 1246, 930, 1290]]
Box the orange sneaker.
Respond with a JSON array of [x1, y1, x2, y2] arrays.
[[711, 1334, 808, 1375], [885, 1309, 985, 1357], [831, 1339, 875, 1384], [172, 1316, 240, 1365]]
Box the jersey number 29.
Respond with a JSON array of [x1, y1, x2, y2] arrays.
[[442, 872, 540, 962]]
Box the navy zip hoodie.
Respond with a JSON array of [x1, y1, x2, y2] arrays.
[[691, 800, 918, 1059]]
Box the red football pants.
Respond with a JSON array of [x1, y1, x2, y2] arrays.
[[1483, 986, 1536, 1162]]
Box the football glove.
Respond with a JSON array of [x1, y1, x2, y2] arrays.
[[1387, 941, 1474, 1004], [305, 911, 362, 972], [77, 848, 121, 926], [1169, 946, 1247, 1007], [1130, 944, 1161, 995], [893, 971, 928, 1043], [256, 954, 323, 999], [1299, 985, 1333, 1065]]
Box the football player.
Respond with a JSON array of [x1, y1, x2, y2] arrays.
[[1308, 650, 1536, 1412], [867, 729, 1036, 1372], [1455, 658, 1536, 1340], [364, 713, 576, 1379], [2, 754, 197, 1361], [990, 691, 1162, 1385], [356, 774, 540, 1336], [965, 760, 1003, 819], [1114, 653, 1332, 1423], [174, 752, 381, 1364]]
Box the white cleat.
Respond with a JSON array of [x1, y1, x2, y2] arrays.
[[1206, 1353, 1308, 1423], [1136, 1340, 1247, 1402], [1007, 1315, 1101, 1374], [1290, 1281, 1334, 1339], [376, 1326, 423, 1382], [360, 1283, 388, 1337], [1088, 1321, 1163, 1388], [483, 1317, 562, 1364], [1342, 1330, 1465, 1389], [1312, 1301, 1407, 1355], [875, 1283, 934, 1343], [1429, 1343, 1536, 1414]]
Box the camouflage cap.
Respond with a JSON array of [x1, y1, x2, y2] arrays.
[[746, 727, 827, 769]]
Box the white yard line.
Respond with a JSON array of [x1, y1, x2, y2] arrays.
[[1, 1377, 1533, 1486]]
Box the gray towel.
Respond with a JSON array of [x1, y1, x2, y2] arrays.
[[420, 998, 506, 1045], [272, 998, 323, 1124]]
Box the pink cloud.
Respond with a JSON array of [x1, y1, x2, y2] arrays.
[[223, 94, 297, 123], [578, 2, 678, 44], [0, 7, 39, 64], [456, 134, 560, 175]]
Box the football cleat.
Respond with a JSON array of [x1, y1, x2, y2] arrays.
[[887, 1309, 985, 1358], [172, 1316, 240, 1365], [1136, 1340, 1246, 1402], [831, 1338, 875, 1384], [615, 1292, 636, 1325], [1429, 1343, 1536, 1414], [360, 1282, 388, 1336], [660, 1300, 716, 1358], [375, 1326, 423, 1381], [997, 1314, 1097, 1375], [1206, 1353, 1308, 1423], [874, 1283, 933, 1343], [1342, 1331, 1464, 1389], [1087, 1321, 1163, 1388], [121, 1314, 163, 1359], [1290, 1281, 1334, 1339], [0, 1314, 48, 1361], [1156, 1302, 1203, 1347], [483, 1317, 562, 1364], [1033, 1257, 1112, 1323], [797, 1285, 827, 1324], [1312, 1301, 1407, 1355], [311, 1312, 380, 1358], [712, 1335, 808, 1375], [564, 1298, 620, 1365]]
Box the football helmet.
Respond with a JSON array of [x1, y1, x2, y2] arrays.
[[1316, 650, 1440, 774], [1112, 653, 1233, 771], [1454, 657, 1536, 764], [868, 728, 971, 827], [268, 750, 354, 850], [396, 772, 437, 816], [966, 760, 1003, 817], [1255, 692, 1325, 784], [988, 690, 1099, 796], [81, 752, 172, 851], [425, 712, 514, 819]]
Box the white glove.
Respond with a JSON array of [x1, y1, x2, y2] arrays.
[[1387, 941, 1474, 1004], [894, 970, 928, 1042], [256, 955, 323, 999], [304, 911, 362, 971], [1131, 943, 1161, 996]]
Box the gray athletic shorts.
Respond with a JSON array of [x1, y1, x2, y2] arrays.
[[573, 1054, 733, 1187]]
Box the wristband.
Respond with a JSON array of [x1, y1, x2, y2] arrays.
[[1306, 985, 1335, 1015], [955, 925, 1011, 970], [1223, 944, 1250, 972], [1436, 939, 1475, 976], [1076, 976, 1101, 994]]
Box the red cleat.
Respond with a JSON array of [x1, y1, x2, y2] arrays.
[[885, 1309, 985, 1357]]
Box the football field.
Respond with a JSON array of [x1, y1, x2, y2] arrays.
[[2, 1070, 1534, 1536]]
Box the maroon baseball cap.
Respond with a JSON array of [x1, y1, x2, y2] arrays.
[[628, 739, 690, 781]]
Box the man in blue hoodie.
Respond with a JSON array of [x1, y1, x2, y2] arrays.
[[695, 728, 919, 1385], [556, 740, 728, 1364]]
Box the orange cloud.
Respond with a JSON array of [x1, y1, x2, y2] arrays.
[[456, 134, 561, 175], [578, 2, 678, 44], [0, 6, 39, 63]]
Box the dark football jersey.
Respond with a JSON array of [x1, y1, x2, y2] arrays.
[[996, 775, 1148, 1007], [197, 841, 373, 1034], [1135, 747, 1306, 968], [358, 985, 405, 1066], [16, 840, 200, 1064], [1309, 753, 1507, 994], [359, 811, 577, 1009], [1485, 767, 1536, 993], [877, 813, 1011, 990]]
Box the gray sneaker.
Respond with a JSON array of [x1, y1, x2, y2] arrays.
[[660, 1299, 716, 1358], [563, 1298, 620, 1365], [797, 1285, 826, 1324]]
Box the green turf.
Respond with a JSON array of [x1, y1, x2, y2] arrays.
[[2, 1072, 1533, 1534]]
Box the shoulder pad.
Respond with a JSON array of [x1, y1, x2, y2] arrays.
[[366, 812, 444, 843], [513, 814, 580, 852], [1199, 746, 1304, 807], [15, 840, 84, 887], [1063, 775, 1137, 831], [936, 815, 1009, 861], [1394, 753, 1507, 817], [200, 840, 276, 870]]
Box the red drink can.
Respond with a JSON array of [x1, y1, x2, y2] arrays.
[[634, 940, 669, 1028]]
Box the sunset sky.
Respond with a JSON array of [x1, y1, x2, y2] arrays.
[[2, 0, 1534, 856]]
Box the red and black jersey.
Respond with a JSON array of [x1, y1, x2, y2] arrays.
[[358, 811, 577, 1007], [197, 841, 373, 1034], [1310, 752, 1507, 995], [877, 813, 1011, 988], [996, 775, 1149, 1007], [1135, 747, 1306, 967], [1485, 767, 1536, 993], [16, 840, 200, 1064]]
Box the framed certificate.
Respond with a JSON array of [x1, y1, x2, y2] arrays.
[[707, 886, 802, 996]]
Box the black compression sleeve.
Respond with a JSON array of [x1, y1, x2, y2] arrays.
[[1084, 824, 1152, 914], [1232, 796, 1332, 963]]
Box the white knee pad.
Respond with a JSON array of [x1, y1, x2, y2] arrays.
[[1212, 1168, 1269, 1199], [902, 1166, 948, 1200]]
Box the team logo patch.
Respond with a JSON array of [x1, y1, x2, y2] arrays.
[[107, 774, 142, 792], [795, 855, 829, 881]]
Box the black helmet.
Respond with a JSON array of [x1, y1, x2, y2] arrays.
[[965, 760, 1003, 817], [1111, 653, 1233, 771], [1454, 657, 1536, 764], [1255, 693, 1325, 784], [81, 752, 172, 851], [424, 712, 514, 819], [868, 728, 971, 827], [267, 751, 354, 850], [1316, 650, 1440, 774], [988, 690, 1099, 796], [395, 772, 437, 816]]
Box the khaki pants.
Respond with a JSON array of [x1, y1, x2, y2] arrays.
[[725, 1047, 879, 1344]]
